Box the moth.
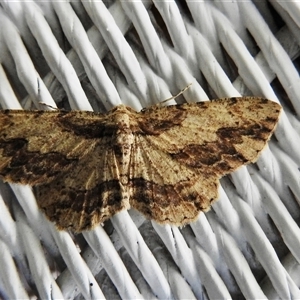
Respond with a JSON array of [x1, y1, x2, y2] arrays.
[[0, 97, 281, 232]]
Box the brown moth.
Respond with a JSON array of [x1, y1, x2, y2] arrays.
[[0, 97, 281, 232]]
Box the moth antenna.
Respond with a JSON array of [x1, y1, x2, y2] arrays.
[[142, 83, 192, 112], [161, 83, 192, 104]]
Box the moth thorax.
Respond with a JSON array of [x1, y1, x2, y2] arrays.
[[112, 127, 134, 159]]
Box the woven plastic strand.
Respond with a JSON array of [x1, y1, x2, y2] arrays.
[[186, 23, 240, 98], [52, 2, 122, 110], [230, 192, 300, 299], [171, 226, 203, 298], [152, 223, 203, 299], [0, 11, 56, 108], [0, 194, 25, 262], [253, 173, 300, 265], [22, 2, 92, 111], [82, 1, 149, 105], [261, 253, 300, 299], [238, 1, 300, 115], [56, 246, 109, 299], [186, 1, 224, 66], [214, 2, 244, 36], [190, 216, 238, 294], [111, 211, 173, 299], [187, 237, 231, 300], [274, 113, 300, 164], [255, 146, 282, 190], [56, 263, 83, 298], [106, 63, 144, 110], [130, 51, 176, 106], [120, 1, 173, 84], [208, 213, 267, 299], [153, 1, 200, 78], [190, 215, 224, 266], [50, 226, 105, 299], [10, 184, 61, 259], [136, 223, 196, 298], [162, 44, 208, 102], [16, 206, 64, 299], [230, 149, 285, 228], [83, 226, 143, 299], [213, 187, 244, 243], [190, 213, 242, 293], [272, 1, 300, 48], [145, 234, 196, 300], [212, 7, 278, 100], [166, 270, 196, 300], [0, 239, 29, 299], [0, 64, 22, 109], [30, 2, 133, 108], [276, 1, 300, 30], [281, 254, 300, 289], [270, 143, 300, 207], [234, 27, 300, 92], [229, 168, 280, 248]]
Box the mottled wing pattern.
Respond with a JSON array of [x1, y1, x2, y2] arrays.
[[129, 135, 219, 225], [0, 110, 129, 231], [35, 142, 130, 231], [0, 97, 281, 231], [129, 97, 281, 225], [0, 110, 106, 184]]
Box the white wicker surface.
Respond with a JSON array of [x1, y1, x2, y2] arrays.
[[0, 1, 300, 299]]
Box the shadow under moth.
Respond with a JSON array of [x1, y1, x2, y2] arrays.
[[0, 97, 281, 232]]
